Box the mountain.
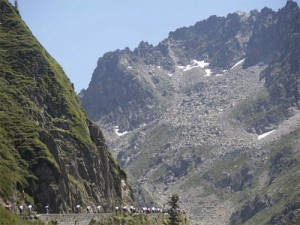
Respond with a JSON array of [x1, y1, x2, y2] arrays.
[[0, 0, 133, 214], [80, 1, 300, 224]]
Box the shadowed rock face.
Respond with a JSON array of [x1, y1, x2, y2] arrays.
[[230, 195, 269, 225], [79, 1, 300, 224], [0, 0, 133, 214], [80, 51, 157, 132], [27, 121, 129, 213]]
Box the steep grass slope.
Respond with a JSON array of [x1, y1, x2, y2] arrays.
[[0, 0, 132, 215]]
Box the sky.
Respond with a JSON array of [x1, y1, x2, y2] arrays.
[[15, 0, 295, 93]]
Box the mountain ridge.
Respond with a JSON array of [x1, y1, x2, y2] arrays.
[[80, 2, 299, 133], [80, 2, 300, 224]]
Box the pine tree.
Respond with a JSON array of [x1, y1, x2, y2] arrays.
[[168, 194, 181, 225]]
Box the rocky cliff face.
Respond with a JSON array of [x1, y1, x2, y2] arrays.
[[79, 49, 159, 132], [0, 0, 132, 214], [80, 1, 300, 224]]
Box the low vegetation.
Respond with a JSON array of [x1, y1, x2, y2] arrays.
[[0, 207, 44, 225]]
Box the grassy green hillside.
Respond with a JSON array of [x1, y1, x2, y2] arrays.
[[0, 0, 129, 217], [90, 214, 187, 225], [0, 0, 86, 198]]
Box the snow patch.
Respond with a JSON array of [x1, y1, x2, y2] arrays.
[[127, 66, 133, 69], [168, 73, 173, 77], [178, 60, 210, 72], [204, 69, 212, 77], [258, 130, 275, 140], [195, 60, 210, 68], [115, 126, 128, 137], [230, 58, 245, 70]]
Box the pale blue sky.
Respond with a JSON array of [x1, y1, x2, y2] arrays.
[[16, 0, 293, 92]]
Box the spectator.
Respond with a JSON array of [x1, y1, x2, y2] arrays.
[[75, 204, 81, 213], [96, 205, 101, 213], [18, 205, 24, 215], [28, 204, 33, 215], [45, 204, 50, 214]]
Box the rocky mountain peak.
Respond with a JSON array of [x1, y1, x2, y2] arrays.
[[244, 1, 299, 68], [285, 0, 299, 10], [137, 40, 153, 50]]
